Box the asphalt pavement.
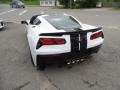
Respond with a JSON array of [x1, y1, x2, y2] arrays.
[[0, 5, 120, 90]]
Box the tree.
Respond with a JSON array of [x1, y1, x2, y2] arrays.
[[114, 0, 120, 2], [59, 0, 99, 8], [75, 0, 98, 8], [59, 0, 75, 8]]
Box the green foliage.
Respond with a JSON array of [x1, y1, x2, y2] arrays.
[[114, 0, 120, 2], [59, 0, 75, 8], [59, 0, 69, 8], [24, 0, 39, 5], [0, 0, 10, 3], [99, 0, 120, 2], [75, 0, 98, 8], [59, 0, 98, 8]]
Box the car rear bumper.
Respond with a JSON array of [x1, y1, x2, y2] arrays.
[[37, 44, 102, 64]]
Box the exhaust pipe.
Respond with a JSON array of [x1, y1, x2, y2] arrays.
[[76, 60, 80, 63], [72, 61, 75, 64], [67, 58, 85, 65], [67, 62, 71, 65], [80, 59, 84, 62]]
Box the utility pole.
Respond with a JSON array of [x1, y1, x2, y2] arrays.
[[70, 0, 76, 8], [55, 0, 57, 6]]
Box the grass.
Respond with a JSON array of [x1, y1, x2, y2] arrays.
[[113, 7, 120, 10], [0, 1, 9, 4], [24, 0, 39, 5]]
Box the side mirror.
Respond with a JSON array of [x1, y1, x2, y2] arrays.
[[21, 21, 28, 25]]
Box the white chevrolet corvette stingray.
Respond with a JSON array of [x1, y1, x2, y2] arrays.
[[21, 13, 104, 70]]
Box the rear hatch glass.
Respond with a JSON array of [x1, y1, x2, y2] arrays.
[[43, 14, 81, 30]]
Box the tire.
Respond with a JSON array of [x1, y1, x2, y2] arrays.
[[38, 64, 46, 71], [37, 59, 46, 70], [30, 51, 35, 66], [30, 50, 46, 71]]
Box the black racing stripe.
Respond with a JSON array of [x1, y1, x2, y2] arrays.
[[70, 32, 87, 53], [80, 32, 87, 53], [70, 34, 79, 52]]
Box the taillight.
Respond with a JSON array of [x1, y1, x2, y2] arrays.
[[36, 38, 66, 49], [90, 31, 103, 40]]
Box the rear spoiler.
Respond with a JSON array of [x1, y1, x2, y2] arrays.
[[40, 27, 102, 36]]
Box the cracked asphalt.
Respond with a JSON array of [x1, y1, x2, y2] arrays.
[[0, 5, 120, 90]]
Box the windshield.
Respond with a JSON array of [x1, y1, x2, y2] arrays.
[[43, 15, 81, 30]]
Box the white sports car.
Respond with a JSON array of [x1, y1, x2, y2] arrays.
[[21, 13, 104, 70], [0, 20, 4, 30]]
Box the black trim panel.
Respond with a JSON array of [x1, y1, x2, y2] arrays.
[[80, 32, 87, 54], [37, 45, 102, 64], [70, 34, 79, 52], [40, 27, 102, 36]]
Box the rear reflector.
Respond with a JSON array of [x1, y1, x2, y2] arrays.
[[90, 31, 103, 40]]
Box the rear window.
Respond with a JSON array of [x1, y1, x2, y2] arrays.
[[43, 15, 81, 30]]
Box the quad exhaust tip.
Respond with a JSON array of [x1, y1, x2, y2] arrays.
[[72, 61, 75, 64], [80, 58, 85, 62], [67, 58, 85, 65], [67, 62, 71, 65]]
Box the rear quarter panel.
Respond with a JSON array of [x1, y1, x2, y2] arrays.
[[36, 35, 71, 55], [81, 24, 104, 48]]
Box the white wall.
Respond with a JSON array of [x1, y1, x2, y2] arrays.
[[40, 1, 55, 6]]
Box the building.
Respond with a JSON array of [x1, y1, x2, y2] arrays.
[[40, 0, 60, 7]]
